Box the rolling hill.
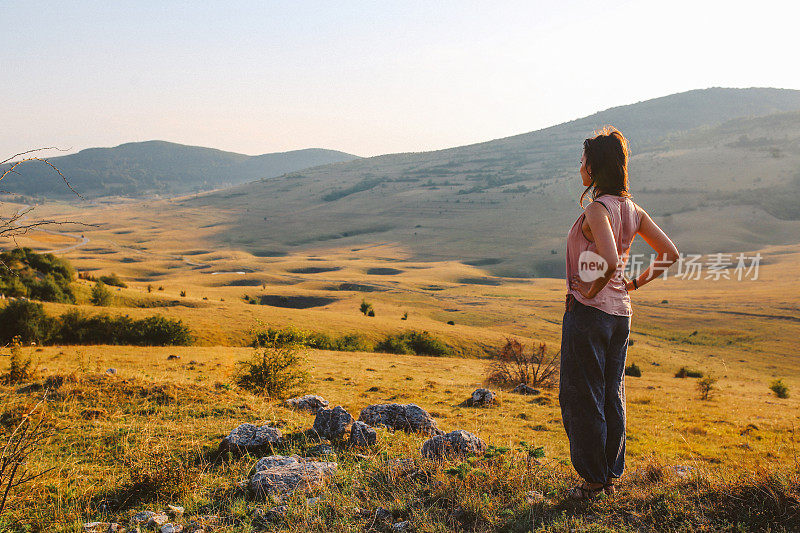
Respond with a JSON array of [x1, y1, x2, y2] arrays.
[[1, 141, 360, 198], [171, 87, 800, 277]]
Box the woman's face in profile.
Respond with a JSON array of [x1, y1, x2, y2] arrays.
[[579, 151, 592, 186]]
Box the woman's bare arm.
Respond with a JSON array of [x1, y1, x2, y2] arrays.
[[569, 202, 619, 299], [626, 206, 679, 290]]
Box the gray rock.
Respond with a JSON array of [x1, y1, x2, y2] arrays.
[[349, 421, 377, 446], [105, 368, 117, 375], [358, 403, 443, 435], [312, 405, 354, 441], [147, 513, 169, 529], [130, 511, 156, 526], [421, 429, 487, 460], [249, 455, 338, 497], [465, 388, 497, 406], [83, 523, 121, 533], [392, 521, 412, 531], [219, 423, 282, 453], [285, 394, 329, 413], [167, 354, 180, 360], [165, 505, 184, 519], [511, 383, 540, 395], [161, 524, 183, 533]]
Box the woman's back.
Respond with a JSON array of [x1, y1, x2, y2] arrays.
[[565, 195, 641, 316]]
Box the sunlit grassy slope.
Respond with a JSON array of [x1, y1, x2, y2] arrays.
[[2, 204, 799, 530]]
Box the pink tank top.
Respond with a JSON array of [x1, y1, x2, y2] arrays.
[[565, 195, 641, 317]]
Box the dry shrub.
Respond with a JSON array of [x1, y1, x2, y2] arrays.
[[115, 432, 202, 506], [234, 343, 309, 399], [486, 338, 558, 389]]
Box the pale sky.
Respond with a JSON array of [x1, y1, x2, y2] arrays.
[[2, 0, 799, 159]]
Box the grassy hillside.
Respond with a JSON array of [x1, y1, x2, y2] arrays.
[[1, 141, 359, 199], [164, 87, 800, 277]]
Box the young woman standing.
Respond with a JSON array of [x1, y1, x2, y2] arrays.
[[560, 126, 679, 500]]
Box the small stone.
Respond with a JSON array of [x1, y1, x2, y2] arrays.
[[219, 423, 282, 453], [511, 383, 540, 395], [358, 403, 443, 435], [306, 496, 320, 506], [130, 511, 156, 526], [349, 421, 377, 446], [161, 524, 183, 533], [167, 355, 180, 360], [312, 405, 354, 441], [249, 455, 338, 497], [285, 394, 329, 413], [165, 505, 184, 519], [84, 523, 120, 533], [147, 513, 169, 529], [392, 520, 412, 531], [464, 388, 497, 407], [105, 368, 117, 375], [421, 429, 487, 460]]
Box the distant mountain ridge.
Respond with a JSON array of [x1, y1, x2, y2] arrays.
[[176, 87, 800, 277], [2, 140, 360, 199]]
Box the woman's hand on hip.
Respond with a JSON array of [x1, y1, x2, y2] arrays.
[[570, 275, 595, 299]]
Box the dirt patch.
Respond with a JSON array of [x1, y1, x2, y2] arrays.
[[257, 295, 337, 309], [366, 267, 403, 275], [223, 278, 264, 287], [463, 258, 503, 266], [330, 282, 388, 292], [458, 277, 503, 286], [289, 266, 342, 274], [252, 249, 288, 257]]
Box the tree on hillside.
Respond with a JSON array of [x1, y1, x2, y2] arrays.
[[91, 280, 112, 306]]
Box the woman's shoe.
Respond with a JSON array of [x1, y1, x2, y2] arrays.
[[568, 481, 605, 501]]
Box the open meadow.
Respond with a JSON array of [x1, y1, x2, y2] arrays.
[[1, 201, 799, 531]]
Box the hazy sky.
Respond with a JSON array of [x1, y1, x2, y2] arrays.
[[2, 0, 798, 159]]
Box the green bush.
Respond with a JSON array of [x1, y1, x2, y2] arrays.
[[91, 280, 112, 306], [0, 300, 54, 345], [98, 273, 127, 288], [360, 299, 373, 316], [0, 247, 75, 303], [675, 367, 703, 378], [0, 337, 34, 384], [234, 343, 309, 398], [0, 303, 192, 346], [625, 363, 642, 377], [770, 379, 789, 399], [252, 325, 370, 352], [376, 330, 452, 357]]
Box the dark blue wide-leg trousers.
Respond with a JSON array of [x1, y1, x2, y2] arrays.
[[559, 297, 630, 483]]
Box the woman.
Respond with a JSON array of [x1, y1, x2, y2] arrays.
[[560, 126, 679, 500]]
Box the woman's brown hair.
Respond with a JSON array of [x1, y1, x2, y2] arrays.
[[580, 125, 632, 208]]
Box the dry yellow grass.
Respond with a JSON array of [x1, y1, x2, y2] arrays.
[[1, 200, 799, 530]]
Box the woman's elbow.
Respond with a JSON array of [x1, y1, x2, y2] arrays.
[[664, 247, 679, 265]]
